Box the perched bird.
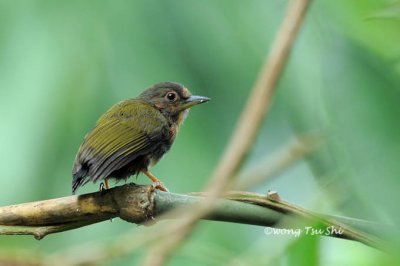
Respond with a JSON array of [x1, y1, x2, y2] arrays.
[[72, 82, 209, 194]]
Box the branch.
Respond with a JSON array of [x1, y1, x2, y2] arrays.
[[0, 184, 385, 249]]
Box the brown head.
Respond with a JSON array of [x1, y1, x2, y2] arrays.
[[137, 82, 210, 125]]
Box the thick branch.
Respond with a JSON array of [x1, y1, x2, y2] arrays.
[[0, 184, 154, 239]]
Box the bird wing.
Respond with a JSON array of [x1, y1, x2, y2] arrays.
[[72, 100, 167, 187]]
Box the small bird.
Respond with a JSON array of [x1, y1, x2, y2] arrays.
[[72, 82, 209, 194]]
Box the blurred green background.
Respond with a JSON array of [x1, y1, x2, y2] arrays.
[[0, 0, 399, 265]]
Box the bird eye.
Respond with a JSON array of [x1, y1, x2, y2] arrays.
[[165, 92, 177, 102]]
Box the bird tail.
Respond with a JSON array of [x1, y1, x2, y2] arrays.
[[72, 163, 89, 194]]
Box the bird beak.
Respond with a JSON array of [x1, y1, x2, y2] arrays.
[[181, 95, 210, 110]]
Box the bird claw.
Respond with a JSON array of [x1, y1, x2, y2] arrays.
[[151, 181, 169, 192]]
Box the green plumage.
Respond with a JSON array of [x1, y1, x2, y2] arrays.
[[72, 82, 209, 193]]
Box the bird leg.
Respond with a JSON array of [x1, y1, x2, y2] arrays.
[[143, 170, 169, 192], [99, 178, 110, 191]]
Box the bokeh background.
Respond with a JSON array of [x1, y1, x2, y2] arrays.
[[0, 0, 399, 265]]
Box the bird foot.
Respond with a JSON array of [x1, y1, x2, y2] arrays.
[[151, 181, 169, 192], [99, 178, 110, 192], [99, 182, 114, 222]]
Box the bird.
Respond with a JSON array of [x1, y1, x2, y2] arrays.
[[72, 82, 210, 194]]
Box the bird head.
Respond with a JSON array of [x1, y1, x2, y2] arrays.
[[137, 82, 210, 123]]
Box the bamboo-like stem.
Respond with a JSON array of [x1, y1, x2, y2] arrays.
[[143, 0, 313, 264], [208, 0, 312, 192]]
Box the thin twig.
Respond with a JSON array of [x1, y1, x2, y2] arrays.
[[143, 0, 312, 264], [221, 191, 385, 249], [0, 220, 106, 240]]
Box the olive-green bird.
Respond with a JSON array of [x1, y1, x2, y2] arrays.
[[72, 82, 209, 194]]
